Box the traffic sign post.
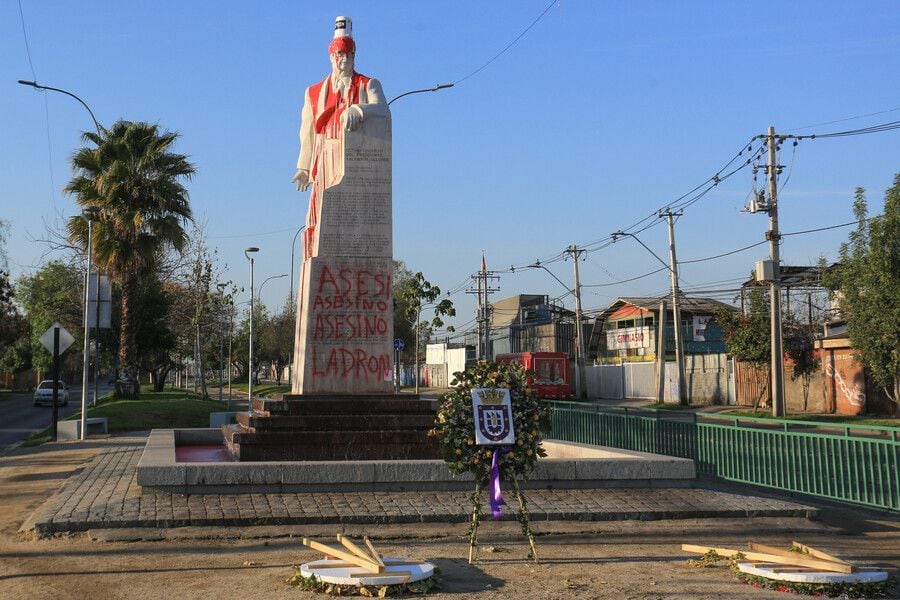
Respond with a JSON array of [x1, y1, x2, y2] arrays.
[[393, 339, 404, 394], [51, 328, 60, 441], [40, 322, 75, 442]]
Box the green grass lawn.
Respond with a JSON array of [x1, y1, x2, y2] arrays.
[[24, 385, 227, 446], [715, 408, 900, 428]]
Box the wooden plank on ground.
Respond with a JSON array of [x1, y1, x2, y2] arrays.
[[302, 538, 382, 572], [790, 541, 850, 565], [363, 536, 386, 567], [680, 544, 854, 574], [749, 543, 856, 573], [336, 534, 380, 564], [305, 560, 420, 569]]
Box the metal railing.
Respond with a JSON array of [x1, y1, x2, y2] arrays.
[[547, 402, 900, 511]]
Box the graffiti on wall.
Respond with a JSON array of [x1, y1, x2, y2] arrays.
[[308, 264, 392, 382], [825, 360, 865, 407]]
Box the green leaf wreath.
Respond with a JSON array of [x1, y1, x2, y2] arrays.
[[431, 360, 551, 480], [429, 360, 552, 563]]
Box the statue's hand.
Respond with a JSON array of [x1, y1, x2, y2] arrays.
[[292, 169, 310, 191], [342, 105, 364, 131]]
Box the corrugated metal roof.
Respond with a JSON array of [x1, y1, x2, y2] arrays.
[[592, 296, 738, 324]]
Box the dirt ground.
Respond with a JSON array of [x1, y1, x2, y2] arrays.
[[1, 442, 898, 599]]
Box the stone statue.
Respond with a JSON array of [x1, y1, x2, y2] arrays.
[[290, 16, 395, 395], [292, 16, 390, 193]]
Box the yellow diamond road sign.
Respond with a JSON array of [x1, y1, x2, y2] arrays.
[[40, 322, 75, 354]]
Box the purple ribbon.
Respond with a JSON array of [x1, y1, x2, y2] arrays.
[[489, 446, 509, 520]]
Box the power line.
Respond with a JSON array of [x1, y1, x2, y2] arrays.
[[581, 266, 669, 288], [781, 216, 878, 237], [17, 0, 37, 80], [17, 0, 57, 207], [787, 107, 900, 132], [678, 240, 768, 265], [454, 0, 558, 85]]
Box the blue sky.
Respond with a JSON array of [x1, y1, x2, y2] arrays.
[[2, 1, 899, 339]]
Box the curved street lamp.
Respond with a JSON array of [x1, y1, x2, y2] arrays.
[[388, 83, 454, 106], [20, 79, 106, 437], [258, 273, 287, 304], [79, 206, 100, 440], [17, 80, 103, 137], [611, 229, 685, 404], [527, 260, 585, 399], [288, 226, 306, 387]]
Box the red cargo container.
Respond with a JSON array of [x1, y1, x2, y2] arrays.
[[496, 352, 571, 398]]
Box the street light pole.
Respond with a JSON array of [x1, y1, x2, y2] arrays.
[[244, 248, 259, 404], [227, 298, 234, 410], [288, 226, 306, 387], [527, 259, 584, 398], [258, 274, 288, 304], [79, 207, 100, 440], [17, 80, 103, 137], [216, 283, 227, 404], [612, 228, 685, 404], [19, 79, 106, 435], [388, 83, 454, 106]]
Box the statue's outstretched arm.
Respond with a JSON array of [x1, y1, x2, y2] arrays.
[[294, 88, 315, 190]]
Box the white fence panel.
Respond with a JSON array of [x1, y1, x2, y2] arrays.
[[623, 362, 656, 399]]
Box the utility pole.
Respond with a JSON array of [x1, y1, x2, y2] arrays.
[[766, 125, 785, 417], [567, 245, 586, 400], [660, 209, 687, 405], [656, 300, 667, 403], [466, 261, 499, 361]]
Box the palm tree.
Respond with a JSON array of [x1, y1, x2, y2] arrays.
[[66, 120, 195, 398]]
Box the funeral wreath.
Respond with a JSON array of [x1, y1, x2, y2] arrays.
[[430, 360, 551, 562]]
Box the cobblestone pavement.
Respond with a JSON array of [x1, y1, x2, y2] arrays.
[[26, 439, 818, 537]]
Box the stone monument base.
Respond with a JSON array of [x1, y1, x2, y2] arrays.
[[222, 394, 439, 461]]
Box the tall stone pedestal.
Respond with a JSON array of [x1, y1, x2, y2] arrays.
[[223, 395, 439, 462], [291, 116, 394, 395]]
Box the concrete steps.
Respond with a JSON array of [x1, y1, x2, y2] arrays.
[[224, 394, 439, 461]]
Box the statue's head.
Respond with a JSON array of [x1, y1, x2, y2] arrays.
[[329, 16, 355, 77]]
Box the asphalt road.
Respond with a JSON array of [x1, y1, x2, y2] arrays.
[[0, 385, 112, 450]]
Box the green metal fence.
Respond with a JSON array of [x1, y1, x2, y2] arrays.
[[547, 402, 900, 511]]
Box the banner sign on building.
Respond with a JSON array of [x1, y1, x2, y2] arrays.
[[607, 326, 650, 350], [692, 316, 711, 342], [471, 387, 515, 446]]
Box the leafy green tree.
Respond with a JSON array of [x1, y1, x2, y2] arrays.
[[392, 260, 416, 354], [825, 179, 900, 406], [713, 286, 771, 410], [65, 120, 195, 398], [259, 297, 294, 385], [784, 314, 820, 411], [0, 222, 31, 377], [137, 277, 178, 391], [397, 271, 456, 392], [16, 262, 84, 379], [0, 270, 29, 375]]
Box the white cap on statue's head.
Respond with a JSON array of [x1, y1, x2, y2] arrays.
[[334, 16, 352, 39]]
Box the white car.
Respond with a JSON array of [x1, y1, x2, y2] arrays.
[[33, 380, 69, 407]]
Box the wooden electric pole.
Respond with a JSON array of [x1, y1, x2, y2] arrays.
[[660, 209, 687, 405], [766, 125, 785, 417], [567, 245, 586, 400]]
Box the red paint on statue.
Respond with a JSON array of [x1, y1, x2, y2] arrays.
[[310, 346, 391, 380]]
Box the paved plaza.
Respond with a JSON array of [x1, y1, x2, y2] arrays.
[[2, 435, 898, 599], [25, 436, 816, 538]]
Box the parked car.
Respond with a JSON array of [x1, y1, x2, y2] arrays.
[[33, 380, 69, 407]]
